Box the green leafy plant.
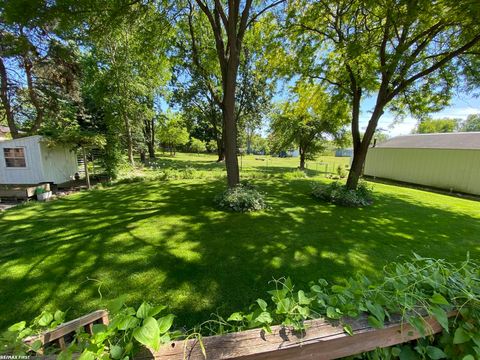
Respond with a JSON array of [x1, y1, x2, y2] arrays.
[[337, 165, 347, 179], [35, 187, 47, 195], [312, 181, 373, 207], [215, 183, 267, 212], [282, 169, 308, 180], [0, 309, 66, 355], [2, 255, 479, 360]]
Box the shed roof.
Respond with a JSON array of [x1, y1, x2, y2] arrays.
[[375, 132, 480, 150], [0, 135, 43, 145]]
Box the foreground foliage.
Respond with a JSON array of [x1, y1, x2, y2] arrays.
[[312, 181, 373, 207], [215, 183, 267, 212], [2, 255, 479, 359]]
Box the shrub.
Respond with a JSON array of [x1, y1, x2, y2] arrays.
[[312, 181, 373, 207], [336, 165, 347, 178], [190, 137, 206, 153], [283, 169, 308, 180], [215, 183, 267, 212]]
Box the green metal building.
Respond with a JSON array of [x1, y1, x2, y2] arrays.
[[364, 132, 480, 196]]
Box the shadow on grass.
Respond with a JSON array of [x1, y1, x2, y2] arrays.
[[0, 177, 478, 330]]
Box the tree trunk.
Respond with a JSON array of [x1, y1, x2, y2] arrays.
[[346, 102, 385, 190], [140, 149, 146, 163], [216, 126, 225, 162], [148, 119, 156, 159], [299, 147, 306, 170], [216, 138, 225, 162], [222, 65, 240, 188], [82, 147, 91, 190], [23, 56, 44, 134], [123, 113, 135, 166], [0, 57, 19, 138]]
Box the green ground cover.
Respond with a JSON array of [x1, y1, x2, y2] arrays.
[[0, 153, 478, 330]]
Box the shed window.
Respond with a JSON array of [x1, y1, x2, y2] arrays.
[[3, 147, 26, 168]]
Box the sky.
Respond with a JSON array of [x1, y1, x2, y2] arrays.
[[360, 92, 480, 137]]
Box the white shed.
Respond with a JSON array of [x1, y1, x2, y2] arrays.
[[0, 135, 78, 185]]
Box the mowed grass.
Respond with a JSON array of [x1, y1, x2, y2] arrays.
[[0, 153, 479, 330]]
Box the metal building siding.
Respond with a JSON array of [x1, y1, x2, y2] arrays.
[[0, 136, 45, 184], [364, 148, 480, 195]]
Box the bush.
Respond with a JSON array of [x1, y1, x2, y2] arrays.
[[336, 165, 347, 178], [283, 169, 308, 180], [312, 181, 373, 207], [215, 183, 267, 212]]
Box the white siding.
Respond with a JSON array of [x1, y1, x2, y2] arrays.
[[39, 142, 78, 184], [0, 135, 77, 185], [0, 136, 44, 184], [365, 148, 480, 195]]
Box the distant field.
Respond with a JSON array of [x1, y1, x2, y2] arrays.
[[0, 152, 478, 330]]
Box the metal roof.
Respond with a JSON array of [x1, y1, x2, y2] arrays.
[[375, 132, 480, 150]]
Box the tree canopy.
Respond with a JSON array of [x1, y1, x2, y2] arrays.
[[0, 0, 479, 188]]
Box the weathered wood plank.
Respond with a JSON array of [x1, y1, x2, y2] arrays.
[[137, 314, 449, 360], [24, 310, 108, 347]]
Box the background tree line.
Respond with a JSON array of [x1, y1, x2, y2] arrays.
[[0, 0, 479, 188]]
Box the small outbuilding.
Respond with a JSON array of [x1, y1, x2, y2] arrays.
[[0, 135, 78, 185], [364, 132, 480, 196]]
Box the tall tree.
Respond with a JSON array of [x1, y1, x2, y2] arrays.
[[0, 3, 82, 137], [291, 0, 480, 189], [80, 2, 171, 168], [172, 2, 275, 163], [188, 0, 284, 187], [270, 81, 349, 169]]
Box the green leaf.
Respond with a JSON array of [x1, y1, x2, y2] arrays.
[[326, 306, 341, 320], [331, 285, 345, 294], [276, 298, 291, 314], [343, 324, 353, 336], [157, 314, 175, 334], [110, 345, 123, 359], [368, 316, 384, 329], [8, 321, 26, 332], [318, 279, 328, 287], [37, 311, 54, 327], [78, 350, 96, 360], [255, 311, 273, 324], [30, 339, 43, 352], [366, 301, 385, 323], [430, 305, 449, 332], [426, 346, 446, 359], [148, 305, 167, 318], [311, 285, 322, 293], [57, 350, 73, 360], [133, 317, 161, 351], [136, 302, 152, 319], [198, 336, 207, 359], [461, 356, 474, 360], [256, 299, 268, 311], [117, 315, 140, 330], [297, 290, 311, 305], [227, 312, 244, 322], [108, 295, 127, 314], [453, 327, 471, 344], [92, 323, 108, 334], [399, 345, 420, 360], [409, 316, 426, 337], [54, 310, 65, 323], [430, 293, 450, 306]]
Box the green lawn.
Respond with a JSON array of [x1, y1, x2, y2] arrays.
[[0, 153, 479, 330]]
